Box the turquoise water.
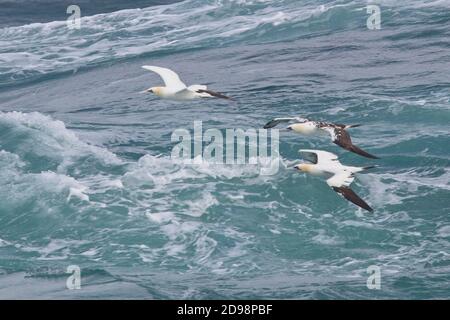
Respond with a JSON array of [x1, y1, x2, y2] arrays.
[[0, 0, 449, 299]]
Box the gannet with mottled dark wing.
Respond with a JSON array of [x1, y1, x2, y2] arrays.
[[141, 66, 231, 100], [263, 117, 308, 129], [294, 149, 375, 212], [264, 117, 379, 159]]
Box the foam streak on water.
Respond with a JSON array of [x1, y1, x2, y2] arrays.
[[0, 0, 449, 299]]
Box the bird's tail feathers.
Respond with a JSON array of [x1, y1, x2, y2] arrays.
[[345, 124, 362, 129], [196, 89, 233, 100], [349, 165, 377, 174]]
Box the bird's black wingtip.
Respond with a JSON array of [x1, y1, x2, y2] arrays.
[[362, 203, 374, 213], [348, 145, 380, 160], [333, 186, 374, 213], [360, 203, 374, 213], [362, 165, 377, 171], [263, 121, 276, 129]]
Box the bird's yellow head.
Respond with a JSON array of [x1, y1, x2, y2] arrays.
[[287, 123, 305, 132], [294, 163, 311, 172], [144, 86, 164, 96]]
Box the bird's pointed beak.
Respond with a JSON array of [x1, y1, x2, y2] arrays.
[[140, 88, 153, 94]]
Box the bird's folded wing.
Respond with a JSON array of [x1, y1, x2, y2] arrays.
[[263, 117, 307, 129], [299, 149, 338, 165], [142, 66, 186, 91]]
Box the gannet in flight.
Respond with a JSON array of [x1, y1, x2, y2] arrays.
[[141, 66, 231, 101], [294, 149, 375, 212], [264, 117, 379, 159]]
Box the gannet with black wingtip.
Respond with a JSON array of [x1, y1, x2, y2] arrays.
[[264, 117, 379, 159], [141, 66, 232, 101], [294, 149, 375, 212]]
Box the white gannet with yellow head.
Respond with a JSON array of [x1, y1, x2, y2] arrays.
[[141, 66, 231, 101], [294, 149, 375, 212]]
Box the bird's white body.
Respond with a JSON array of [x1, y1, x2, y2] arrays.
[[289, 122, 326, 136], [296, 150, 362, 183], [141, 66, 230, 101], [152, 85, 207, 101], [264, 117, 378, 159]]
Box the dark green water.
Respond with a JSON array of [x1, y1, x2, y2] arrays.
[[0, 0, 449, 299]]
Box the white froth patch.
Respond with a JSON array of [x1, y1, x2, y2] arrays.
[[341, 220, 376, 229], [146, 211, 175, 224], [184, 192, 218, 217], [122, 154, 198, 188], [0, 0, 366, 93], [0, 156, 91, 207], [0, 111, 122, 171], [160, 221, 201, 241], [124, 154, 284, 186], [165, 243, 186, 256], [35, 171, 90, 203], [269, 228, 281, 234], [81, 248, 99, 256], [0, 150, 26, 170], [312, 230, 344, 246], [437, 226, 450, 238], [360, 169, 450, 211], [16, 239, 89, 260], [0, 238, 11, 247], [195, 235, 218, 265], [68, 187, 90, 202]]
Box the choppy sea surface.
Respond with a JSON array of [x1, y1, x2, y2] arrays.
[[0, 0, 449, 299]]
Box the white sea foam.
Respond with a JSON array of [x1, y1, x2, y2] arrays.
[[0, 111, 122, 172], [16, 238, 89, 260], [312, 229, 344, 246], [3, 0, 430, 85], [0, 238, 11, 247], [146, 211, 175, 224], [437, 226, 450, 238], [359, 168, 450, 209], [0, 113, 130, 207]]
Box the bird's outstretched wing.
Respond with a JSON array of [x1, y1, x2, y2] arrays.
[[264, 117, 307, 129], [142, 66, 186, 91], [299, 149, 339, 165], [323, 127, 379, 159], [332, 186, 373, 212], [326, 173, 373, 212]]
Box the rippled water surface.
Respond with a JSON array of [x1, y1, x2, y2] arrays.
[[0, 0, 449, 299]]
